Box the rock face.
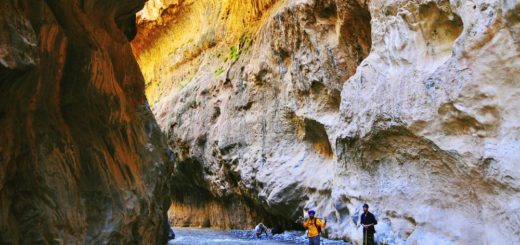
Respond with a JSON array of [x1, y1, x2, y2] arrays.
[[133, 0, 520, 244], [0, 0, 172, 243]]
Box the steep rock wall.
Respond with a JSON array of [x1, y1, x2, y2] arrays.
[[134, 0, 283, 105], [0, 0, 172, 243], [133, 0, 520, 244]]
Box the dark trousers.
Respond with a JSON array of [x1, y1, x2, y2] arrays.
[[309, 235, 320, 245], [363, 231, 375, 245]]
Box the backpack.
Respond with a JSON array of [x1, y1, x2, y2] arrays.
[[314, 218, 321, 234]]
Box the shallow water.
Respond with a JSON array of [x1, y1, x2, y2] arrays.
[[168, 227, 350, 245]]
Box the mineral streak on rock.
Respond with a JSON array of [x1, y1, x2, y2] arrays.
[[0, 0, 173, 243], [133, 0, 520, 244]]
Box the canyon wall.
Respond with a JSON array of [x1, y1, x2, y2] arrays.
[[0, 0, 172, 243], [133, 0, 520, 244]]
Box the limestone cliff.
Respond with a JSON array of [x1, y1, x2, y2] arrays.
[[0, 0, 172, 243], [133, 0, 520, 244]]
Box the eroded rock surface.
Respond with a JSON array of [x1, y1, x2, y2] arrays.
[[0, 0, 172, 243], [133, 0, 520, 244]]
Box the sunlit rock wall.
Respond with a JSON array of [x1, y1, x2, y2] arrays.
[[0, 0, 173, 243], [133, 0, 283, 105], [133, 0, 520, 244]]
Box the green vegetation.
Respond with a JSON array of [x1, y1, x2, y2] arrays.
[[229, 45, 241, 62], [175, 75, 194, 91], [228, 34, 253, 63], [189, 99, 199, 109], [214, 67, 225, 76], [239, 34, 253, 49]]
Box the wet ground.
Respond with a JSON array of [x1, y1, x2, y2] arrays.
[[168, 227, 350, 245]]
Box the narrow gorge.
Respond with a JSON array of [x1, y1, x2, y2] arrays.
[[133, 0, 520, 244], [1, 0, 519, 244]]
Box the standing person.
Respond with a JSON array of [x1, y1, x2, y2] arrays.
[[303, 210, 326, 245], [360, 204, 377, 245], [255, 223, 268, 238]]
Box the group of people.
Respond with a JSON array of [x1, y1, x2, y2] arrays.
[[255, 203, 377, 245], [303, 203, 377, 245]]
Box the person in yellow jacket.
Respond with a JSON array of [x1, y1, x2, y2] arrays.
[[303, 210, 326, 245]]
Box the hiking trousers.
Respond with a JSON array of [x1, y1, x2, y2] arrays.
[[363, 231, 375, 245], [309, 235, 320, 245]]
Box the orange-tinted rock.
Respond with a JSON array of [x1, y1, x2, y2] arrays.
[[0, 0, 172, 243]]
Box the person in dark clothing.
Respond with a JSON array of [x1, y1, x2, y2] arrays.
[[360, 203, 377, 245], [255, 223, 269, 238]]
